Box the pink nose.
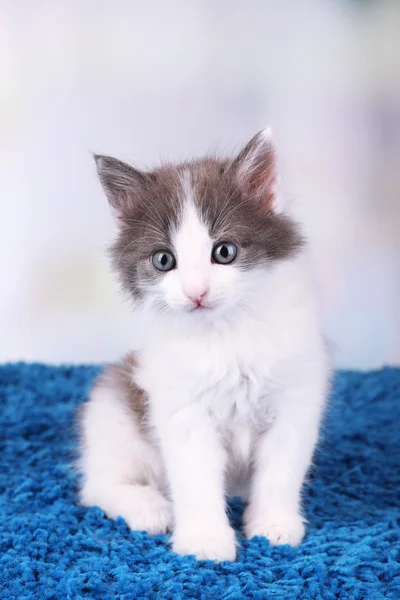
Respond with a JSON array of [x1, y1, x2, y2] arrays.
[[186, 289, 208, 305]]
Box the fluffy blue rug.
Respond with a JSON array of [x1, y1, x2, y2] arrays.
[[0, 364, 399, 599]]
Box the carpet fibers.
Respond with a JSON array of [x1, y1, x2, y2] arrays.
[[0, 364, 399, 599]]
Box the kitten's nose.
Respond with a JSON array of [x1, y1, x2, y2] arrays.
[[186, 289, 208, 306]]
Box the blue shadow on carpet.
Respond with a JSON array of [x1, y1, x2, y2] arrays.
[[0, 364, 399, 599]]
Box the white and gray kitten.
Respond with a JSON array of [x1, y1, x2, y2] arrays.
[[78, 130, 330, 561]]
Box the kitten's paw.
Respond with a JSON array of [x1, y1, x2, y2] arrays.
[[172, 523, 237, 561], [82, 484, 173, 535], [244, 508, 305, 546], [122, 487, 173, 535]]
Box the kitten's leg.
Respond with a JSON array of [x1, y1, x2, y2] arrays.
[[79, 361, 172, 534], [244, 372, 328, 546], [156, 402, 236, 561]]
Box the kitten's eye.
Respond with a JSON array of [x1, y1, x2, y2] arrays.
[[212, 242, 237, 265], [152, 250, 176, 272]]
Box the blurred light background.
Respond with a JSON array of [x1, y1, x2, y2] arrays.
[[0, 0, 399, 368]]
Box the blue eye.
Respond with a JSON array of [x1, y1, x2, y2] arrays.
[[212, 242, 237, 265], [152, 251, 176, 272]]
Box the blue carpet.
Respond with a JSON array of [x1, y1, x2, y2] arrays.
[[0, 364, 399, 599]]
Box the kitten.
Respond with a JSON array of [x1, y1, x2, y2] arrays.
[[78, 129, 330, 561]]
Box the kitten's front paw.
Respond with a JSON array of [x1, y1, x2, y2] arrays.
[[172, 523, 237, 561], [244, 508, 305, 546], [122, 487, 173, 535], [82, 484, 173, 535]]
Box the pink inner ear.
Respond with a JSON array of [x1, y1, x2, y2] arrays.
[[248, 160, 277, 210], [264, 189, 275, 209], [117, 213, 130, 227], [113, 190, 136, 227], [234, 130, 280, 211]]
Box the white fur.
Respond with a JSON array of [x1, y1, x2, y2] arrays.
[[79, 382, 172, 534], [80, 171, 330, 561]]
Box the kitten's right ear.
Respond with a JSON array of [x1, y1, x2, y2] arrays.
[[94, 154, 152, 223], [229, 129, 282, 213]]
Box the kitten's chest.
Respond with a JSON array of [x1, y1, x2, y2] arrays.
[[141, 317, 278, 423], [207, 360, 274, 468], [181, 327, 275, 427], [205, 360, 268, 422]]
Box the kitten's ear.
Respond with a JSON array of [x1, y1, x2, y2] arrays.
[[94, 154, 152, 223], [230, 128, 281, 212]]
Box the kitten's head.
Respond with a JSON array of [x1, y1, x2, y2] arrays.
[[95, 130, 303, 321]]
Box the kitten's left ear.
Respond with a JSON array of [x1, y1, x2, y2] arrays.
[[230, 128, 282, 213], [94, 154, 153, 224]]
